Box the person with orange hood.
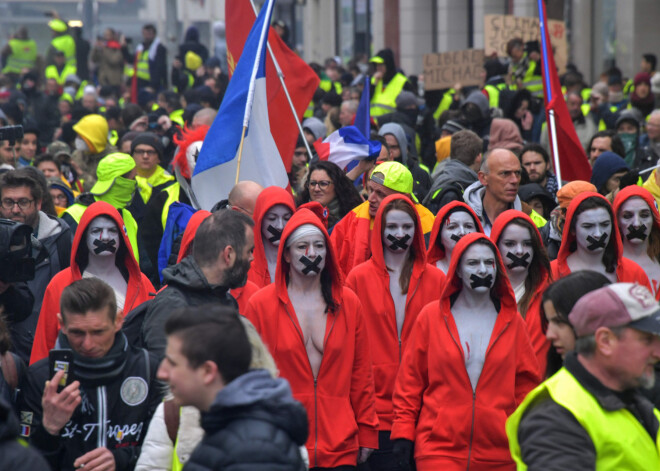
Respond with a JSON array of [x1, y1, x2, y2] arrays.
[[245, 209, 379, 469], [248, 186, 295, 289], [391, 233, 540, 470], [491, 210, 552, 375], [29, 201, 155, 364], [345, 194, 445, 470], [551, 192, 650, 287], [613, 185, 660, 298], [427, 201, 483, 274]]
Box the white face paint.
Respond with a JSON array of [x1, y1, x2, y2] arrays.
[[457, 243, 497, 293], [382, 209, 415, 254], [497, 223, 534, 274], [440, 211, 477, 255], [261, 204, 293, 247], [574, 207, 611, 254], [286, 234, 327, 277], [86, 216, 120, 257], [618, 197, 653, 246]]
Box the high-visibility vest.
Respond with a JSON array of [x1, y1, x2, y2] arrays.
[[109, 130, 119, 147], [169, 109, 184, 127], [433, 88, 456, 121], [483, 83, 509, 109], [2, 39, 37, 74], [319, 78, 342, 95], [51, 35, 76, 67], [371, 72, 408, 117], [135, 166, 175, 204], [45, 64, 77, 86], [507, 367, 660, 470], [161, 183, 180, 229], [522, 60, 544, 98], [136, 50, 150, 81]]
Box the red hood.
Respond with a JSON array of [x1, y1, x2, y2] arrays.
[[370, 194, 427, 272], [275, 208, 343, 306], [613, 185, 660, 238], [557, 191, 622, 266], [177, 210, 212, 263], [71, 201, 140, 280], [252, 186, 296, 276], [427, 201, 483, 264]]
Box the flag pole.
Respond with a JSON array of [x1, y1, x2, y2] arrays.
[[235, 125, 248, 184], [548, 110, 562, 189]]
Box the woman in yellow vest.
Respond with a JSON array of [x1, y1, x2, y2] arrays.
[[370, 48, 411, 118]]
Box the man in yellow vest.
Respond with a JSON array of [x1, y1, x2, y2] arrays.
[[1, 27, 37, 77], [507, 283, 660, 469], [45, 18, 76, 68], [369, 48, 411, 118], [44, 50, 76, 86]]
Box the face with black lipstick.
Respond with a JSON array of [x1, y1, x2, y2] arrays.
[[285, 231, 327, 277], [618, 197, 653, 246], [382, 208, 415, 254], [457, 243, 497, 293], [497, 222, 534, 274], [573, 207, 612, 254], [86, 216, 120, 257], [440, 210, 477, 255], [261, 204, 293, 247]]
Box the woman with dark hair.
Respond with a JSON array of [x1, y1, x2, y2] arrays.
[[296, 160, 362, 229], [492, 210, 551, 374], [504, 89, 533, 142], [541, 271, 610, 377], [346, 194, 445, 470]]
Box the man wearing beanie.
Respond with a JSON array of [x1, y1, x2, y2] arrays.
[[508, 283, 660, 469], [590, 151, 629, 196]]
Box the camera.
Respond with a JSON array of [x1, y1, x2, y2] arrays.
[[0, 125, 24, 145], [0, 219, 35, 283]]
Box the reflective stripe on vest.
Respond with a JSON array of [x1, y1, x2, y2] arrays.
[[523, 61, 543, 98], [2, 39, 37, 74], [136, 50, 150, 81], [51, 35, 76, 67], [371, 73, 408, 117]]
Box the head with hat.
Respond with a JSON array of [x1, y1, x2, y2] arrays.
[[130, 132, 163, 177], [569, 282, 660, 390], [590, 151, 629, 196], [49, 18, 68, 35], [367, 161, 415, 217], [90, 152, 137, 210]]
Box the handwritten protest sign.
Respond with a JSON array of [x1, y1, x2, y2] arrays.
[[423, 49, 485, 91], [484, 14, 567, 74]]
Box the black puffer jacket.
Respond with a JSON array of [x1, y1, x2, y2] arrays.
[[185, 369, 308, 471], [0, 398, 49, 470]]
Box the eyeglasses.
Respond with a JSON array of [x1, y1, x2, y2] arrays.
[[1, 198, 34, 210], [309, 180, 333, 190], [133, 149, 157, 157]]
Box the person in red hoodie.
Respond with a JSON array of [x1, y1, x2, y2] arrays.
[[29, 201, 155, 365], [491, 210, 551, 375], [345, 194, 445, 470], [427, 201, 483, 274], [391, 233, 540, 470], [247, 186, 295, 289], [613, 185, 660, 298], [551, 192, 650, 287], [245, 208, 379, 469]]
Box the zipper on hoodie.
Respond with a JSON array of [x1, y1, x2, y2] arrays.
[[400, 279, 420, 362]]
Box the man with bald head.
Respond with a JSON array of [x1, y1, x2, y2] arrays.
[[227, 180, 264, 217], [192, 108, 217, 128], [463, 148, 547, 235]]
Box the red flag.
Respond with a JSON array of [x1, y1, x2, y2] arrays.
[[225, 2, 320, 172], [538, 0, 591, 182]]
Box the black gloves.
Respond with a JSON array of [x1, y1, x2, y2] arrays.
[[392, 438, 414, 471]]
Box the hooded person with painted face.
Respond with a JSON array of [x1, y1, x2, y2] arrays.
[[613, 185, 660, 299], [245, 209, 379, 469], [248, 187, 296, 289], [29, 201, 155, 365], [427, 201, 483, 274], [491, 210, 552, 375], [390, 233, 540, 470], [551, 192, 650, 288], [345, 194, 444, 470]]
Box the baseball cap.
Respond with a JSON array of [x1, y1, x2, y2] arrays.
[[90, 153, 136, 196], [49, 19, 68, 33], [369, 55, 384, 64], [370, 161, 416, 201], [569, 283, 660, 337]]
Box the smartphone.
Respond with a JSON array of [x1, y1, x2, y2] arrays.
[[48, 349, 74, 392]]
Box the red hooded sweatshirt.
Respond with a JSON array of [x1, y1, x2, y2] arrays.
[[29, 201, 155, 365], [247, 186, 296, 289], [490, 209, 551, 376], [391, 233, 540, 470], [427, 201, 484, 266], [550, 192, 650, 287], [613, 185, 660, 299], [244, 209, 379, 468], [176, 210, 259, 313], [345, 194, 445, 431]]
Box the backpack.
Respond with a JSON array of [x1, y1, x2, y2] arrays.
[[425, 180, 468, 215], [157, 202, 196, 283]]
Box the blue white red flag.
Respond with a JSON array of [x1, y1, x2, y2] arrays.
[[354, 75, 371, 138], [314, 126, 381, 170], [192, 0, 287, 210]]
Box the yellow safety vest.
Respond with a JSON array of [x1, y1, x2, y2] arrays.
[[507, 367, 660, 470], [136, 50, 150, 81], [319, 78, 342, 95], [522, 60, 543, 98], [135, 166, 175, 204], [2, 39, 37, 74], [483, 83, 508, 109], [51, 35, 76, 67], [169, 109, 184, 127], [45, 64, 78, 86], [432, 88, 456, 121], [161, 183, 181, 229], [371, 72, 408, 117]]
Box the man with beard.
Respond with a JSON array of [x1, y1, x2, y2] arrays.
[[142, 210, 254, 359]]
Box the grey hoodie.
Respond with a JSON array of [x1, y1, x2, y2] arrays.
[[463, 180, 523, 236], [379, 122, 408, 166]]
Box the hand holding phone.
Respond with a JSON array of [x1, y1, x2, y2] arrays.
[[41, 369, 81, 436], [49, 349, 74, 392]]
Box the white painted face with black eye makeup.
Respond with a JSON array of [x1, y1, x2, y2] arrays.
[[440, 211, 477, 255], [382, 209, 415, 254], [618, 197, 653, 246], [286, 234, 327, 277], [86, 216, 120, 257], [457, 243, 497, 293], [261, 204, 293, 247], [574, 207, 611, 254], [497, 223, 534, 273]]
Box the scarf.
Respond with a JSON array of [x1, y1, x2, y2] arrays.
[[57, 331, 129, 386]]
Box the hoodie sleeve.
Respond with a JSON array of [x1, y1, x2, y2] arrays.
[[29, 277, 66, 365], [512, 316, 542, 405]]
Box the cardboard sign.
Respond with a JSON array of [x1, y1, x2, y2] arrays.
[[484, 14, 567, 74], [423, 49, 485, 91]]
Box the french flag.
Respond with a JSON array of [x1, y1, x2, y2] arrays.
[[192, 0, 288, 210], [313, 126, 381, 170]]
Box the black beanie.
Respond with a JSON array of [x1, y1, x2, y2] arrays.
[[130, 132, 164, 160]]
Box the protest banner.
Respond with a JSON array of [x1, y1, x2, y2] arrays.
[[423, 49, 485, 91]]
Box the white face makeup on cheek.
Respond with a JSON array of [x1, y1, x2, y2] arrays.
[[261, 204, 293, 247], [287, 234, 327, 277], [457, 244, 497, 293], [440, 211, 477, 255], [382, 209, 415, 253], [618, 197, 653, 245], [86, 216, 121, 257], [574, 207, 612, 254], [497, 223, 534, 273]]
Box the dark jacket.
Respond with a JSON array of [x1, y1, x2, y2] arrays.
[[184, 369, 308, 471], [518, 352, 659, 469], [423, 159, 478, 214], [0, 398, 49, 470]]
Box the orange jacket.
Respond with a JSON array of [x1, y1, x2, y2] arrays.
[[29, 201, 155, 365], [391, 233, 540, 470], [247, 186, 296, 289], [551, 192, 650, 287], [346, 194, 445, 431], [490, 209, 551, 376], [427, 201, 483, 266], [245, 209, 379, 468]]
